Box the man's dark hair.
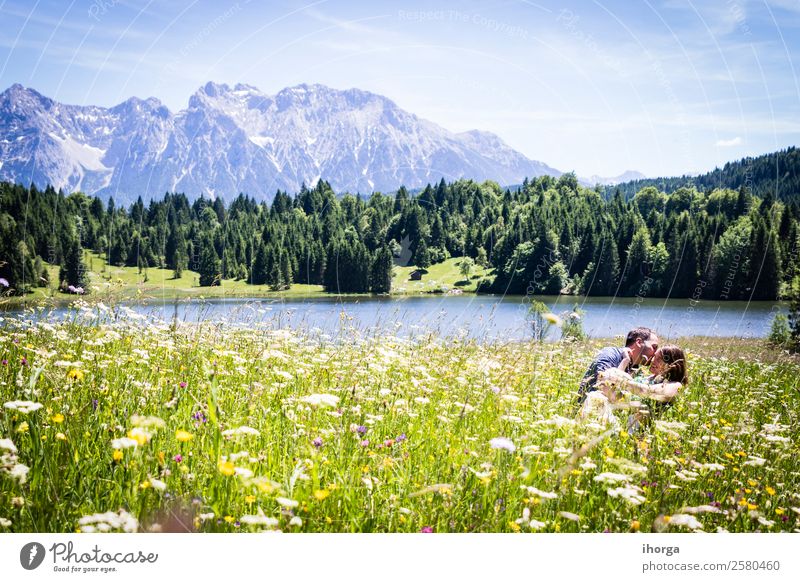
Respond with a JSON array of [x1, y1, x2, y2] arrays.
[[625, 327, 654, 347]]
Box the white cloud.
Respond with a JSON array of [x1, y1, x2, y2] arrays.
[[715, 136, 743, 146]]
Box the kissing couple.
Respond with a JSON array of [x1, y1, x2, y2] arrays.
[[576, 327, 688, 430]]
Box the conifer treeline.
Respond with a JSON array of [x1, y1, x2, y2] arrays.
[[0, 174, 795, 300], [604, 146, 800, 202]]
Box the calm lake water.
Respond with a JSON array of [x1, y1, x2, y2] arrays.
[[5, 294, 784, 341]]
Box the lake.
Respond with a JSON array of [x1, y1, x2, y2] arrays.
[[4, 294, 784, 341]]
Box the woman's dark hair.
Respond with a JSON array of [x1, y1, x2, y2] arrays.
[[659, 345, 688, 384]]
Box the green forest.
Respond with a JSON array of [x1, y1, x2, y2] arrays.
[[603, 146, 799, 201], [0, 160, 796, 300]]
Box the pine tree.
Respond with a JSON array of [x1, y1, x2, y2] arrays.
[[60, 237, 89, 291], [749, 221, 781, 300], [251, 242, 268, 285], [413, 238, 431, 269], [197, 236, 221, 287], [586, 230, 619, 296], [370, 245, 393, 293], [623, 228, 652, 296]]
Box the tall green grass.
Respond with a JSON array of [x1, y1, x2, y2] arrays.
[[1, 305, 798, 533]]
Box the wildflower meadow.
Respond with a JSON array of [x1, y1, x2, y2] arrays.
[[1, 303, 799, 534]]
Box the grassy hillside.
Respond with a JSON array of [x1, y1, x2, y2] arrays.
[[392, 258, 491, 294], [5, 253, 491, 306]]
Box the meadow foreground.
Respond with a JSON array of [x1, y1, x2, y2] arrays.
[[1, 305, 799, 533]]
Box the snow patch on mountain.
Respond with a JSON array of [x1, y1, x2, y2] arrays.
[[0, 82, 564, 203]]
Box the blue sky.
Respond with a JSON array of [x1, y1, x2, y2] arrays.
[[1, 0, 799, 179]]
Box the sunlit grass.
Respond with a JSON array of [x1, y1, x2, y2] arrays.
[[6, 253, 491, 307], [1, 304, 798, 533], [392, 258, 490, 294]]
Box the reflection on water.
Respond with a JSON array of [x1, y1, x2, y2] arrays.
[[3, 294, 783, 341]]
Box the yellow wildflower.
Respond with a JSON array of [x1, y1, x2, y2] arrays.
[[218, 460, 235, 476], [314, 489, 331, 501], [67, 369, 84, 381], [509, 521, 521, 532], [766, 486, 776, 496], [244, 495, 256, 504], [139, 481, 152, 490], [775, 508, 785, 516], [17, 422, 29, 433], [175, 429, 193, 443], [52, 413, 65, 423], [604, 448, 615, 458], [112, 450, 123, 462], [55, 432, 67, 441], [631, 520, 640, 532], [127, 428, 150, 445], [224, 515, 234, 524], [325, 516, 333, 524]]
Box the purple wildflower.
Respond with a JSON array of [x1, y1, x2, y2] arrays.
[[396, 433, 407, 443], [179, 381, 187, 388], [20, 357, 27, 366], [359, 440, 369, 447], [174, 454, 183, 463], [92, 399, 98, 411], [1, 359, 7, 366], [356, 425, 367, 435], [420, 526, 433, 533], [0, 277, 8, 288], [312, 437, 323, 448]]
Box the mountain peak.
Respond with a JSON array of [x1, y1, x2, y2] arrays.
[[0, 83, 53, 112], [201, 81, 230, 97], [0, 82, 563, 202]]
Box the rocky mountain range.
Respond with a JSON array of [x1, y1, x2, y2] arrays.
[[0, 82, 573, 203]]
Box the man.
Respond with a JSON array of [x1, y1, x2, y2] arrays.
[[577, 327, 659, 405]]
